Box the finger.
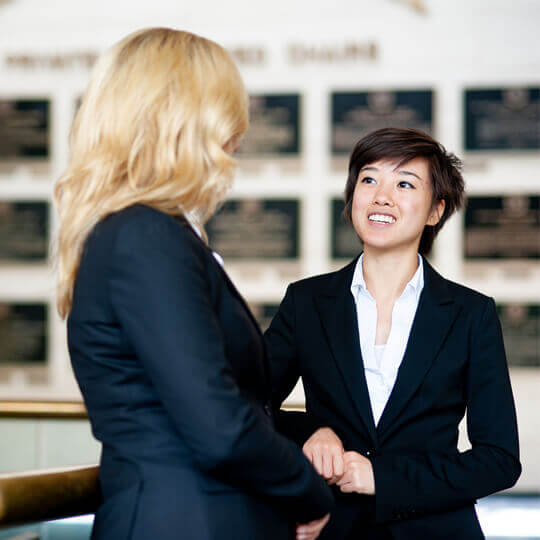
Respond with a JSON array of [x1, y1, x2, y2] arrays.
[[342, 451, 358, 463], [333, 451, 344, 477], [296, 526, 317, 540], [312, 449, 324, 477], [336, 471, 350, 486], [297, 520, 323, 534], [339, 482, 355, 493], [322, 450, 333, 479]]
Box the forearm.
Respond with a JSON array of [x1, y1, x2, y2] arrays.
[[371, 445, 521, 523]]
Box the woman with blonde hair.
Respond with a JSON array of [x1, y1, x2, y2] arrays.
[[55, 28, 332, 540]]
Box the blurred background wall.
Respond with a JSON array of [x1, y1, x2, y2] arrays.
[[0, 0, 538, 495]]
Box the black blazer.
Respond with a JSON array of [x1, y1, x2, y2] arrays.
[[265, 257, 521, 540], [68, 204, 333, 540]]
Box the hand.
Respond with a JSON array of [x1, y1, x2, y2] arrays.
[[336, 451, 375, 495], [296, 513, 330, 540], [303, 427, 344, 484]]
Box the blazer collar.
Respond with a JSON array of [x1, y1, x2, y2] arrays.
[[316, 255, 460, 446]]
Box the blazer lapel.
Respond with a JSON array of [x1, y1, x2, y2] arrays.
[[314, 259, 378, 445], [181, 217, 264, 338], [180, 218, 271, 391], [376, 260, 462, 443]]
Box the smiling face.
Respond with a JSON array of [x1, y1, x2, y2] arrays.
[[351, 157, 445, 256]]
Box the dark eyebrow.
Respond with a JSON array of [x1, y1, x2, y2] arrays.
[[396, 169, 422, 181], [359, 165, 424, 181]]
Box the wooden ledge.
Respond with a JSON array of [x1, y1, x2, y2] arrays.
[[0, 401, 88, 420], [0, 465, 100, 527]]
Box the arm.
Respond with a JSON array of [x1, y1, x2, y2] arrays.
[[371, 297, 521, 523], [109, 215, 332, 522], [265, 285, 324, 445]]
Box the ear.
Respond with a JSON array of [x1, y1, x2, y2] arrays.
[[427, 199, 445, 226]]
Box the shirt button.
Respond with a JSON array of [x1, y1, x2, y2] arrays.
[[366, 450, 371, 456]]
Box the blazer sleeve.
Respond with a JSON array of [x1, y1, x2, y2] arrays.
[[371, 297, 521, 523], [108, 216, 333, 522], [265, 285, 325, 445]]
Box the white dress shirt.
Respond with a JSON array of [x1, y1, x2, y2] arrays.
[[350, 254, 424, 426]]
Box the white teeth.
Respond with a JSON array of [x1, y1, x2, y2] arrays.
[[369, 214, 396, 224]]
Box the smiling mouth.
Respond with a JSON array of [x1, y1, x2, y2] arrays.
[[368, 213, 396, 224]]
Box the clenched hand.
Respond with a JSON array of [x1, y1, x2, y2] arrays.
[[302, 427, 344, 485], [303, 428, 375, 495]]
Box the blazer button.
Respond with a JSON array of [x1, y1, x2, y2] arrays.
[[264, 404, 272, 417]]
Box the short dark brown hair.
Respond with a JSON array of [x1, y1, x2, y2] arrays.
[[343, 127, 465, 255]]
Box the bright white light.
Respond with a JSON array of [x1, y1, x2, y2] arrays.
[[476, 497, 540, 537]]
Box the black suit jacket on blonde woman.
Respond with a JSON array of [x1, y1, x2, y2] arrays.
[[68, 204, 333, 540], [265, 257, 520, 540]]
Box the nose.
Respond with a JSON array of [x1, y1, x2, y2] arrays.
[[373, 181, 393, 206]]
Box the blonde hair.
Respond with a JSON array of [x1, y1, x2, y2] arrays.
[[54, 27, 248, 318]]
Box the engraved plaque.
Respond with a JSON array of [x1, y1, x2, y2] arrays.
[[465, 196, 540, 259], [465, 88, 540, 150], [238, 94, 300, 157], [249, 303, 279, 332], [0, 303, 47, 366], [207, 199, 299, 260], [331, 90, 433, 156], [497, 304, 539, 367], [0, 99, 50, 161], [331, 198, 363, 259], [0, 201, 49, 261]]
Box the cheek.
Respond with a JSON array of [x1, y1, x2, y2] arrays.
[[350, 198, 365, 232], [351, 189, 369, 217], [403, 195, 433, 224]]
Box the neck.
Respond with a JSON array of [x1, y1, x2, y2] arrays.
[[362, 247, 420, 303]]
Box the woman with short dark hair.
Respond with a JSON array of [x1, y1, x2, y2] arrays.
[[266, 127, 520, 539]]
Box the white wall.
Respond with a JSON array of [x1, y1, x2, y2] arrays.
[[0, 0, 538, 490]]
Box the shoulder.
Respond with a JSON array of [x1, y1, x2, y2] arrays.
[[290, 271, 338, 293], [426, 262, 495, 318], [287, 258, 357, 297], [445, 279, 490, 306], [93, 204, 203, 257]]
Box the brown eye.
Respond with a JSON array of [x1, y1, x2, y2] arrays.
[[398, 181, 415, 189]]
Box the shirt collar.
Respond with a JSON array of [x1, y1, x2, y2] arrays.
[[351, 253, 424, 300]]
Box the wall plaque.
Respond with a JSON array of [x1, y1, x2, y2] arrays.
[[465, 87, 540, 151], [0, 99, 49, 171], [0, 201, 49, 262], [330, 198, 363, 260], [465, 195, 539, 259], [331, 90, 433, 166], [0, 303, 47, 384], [238, 94, 300, 172], [498, 304, 539, 367], [207, 199, 299, 260]]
